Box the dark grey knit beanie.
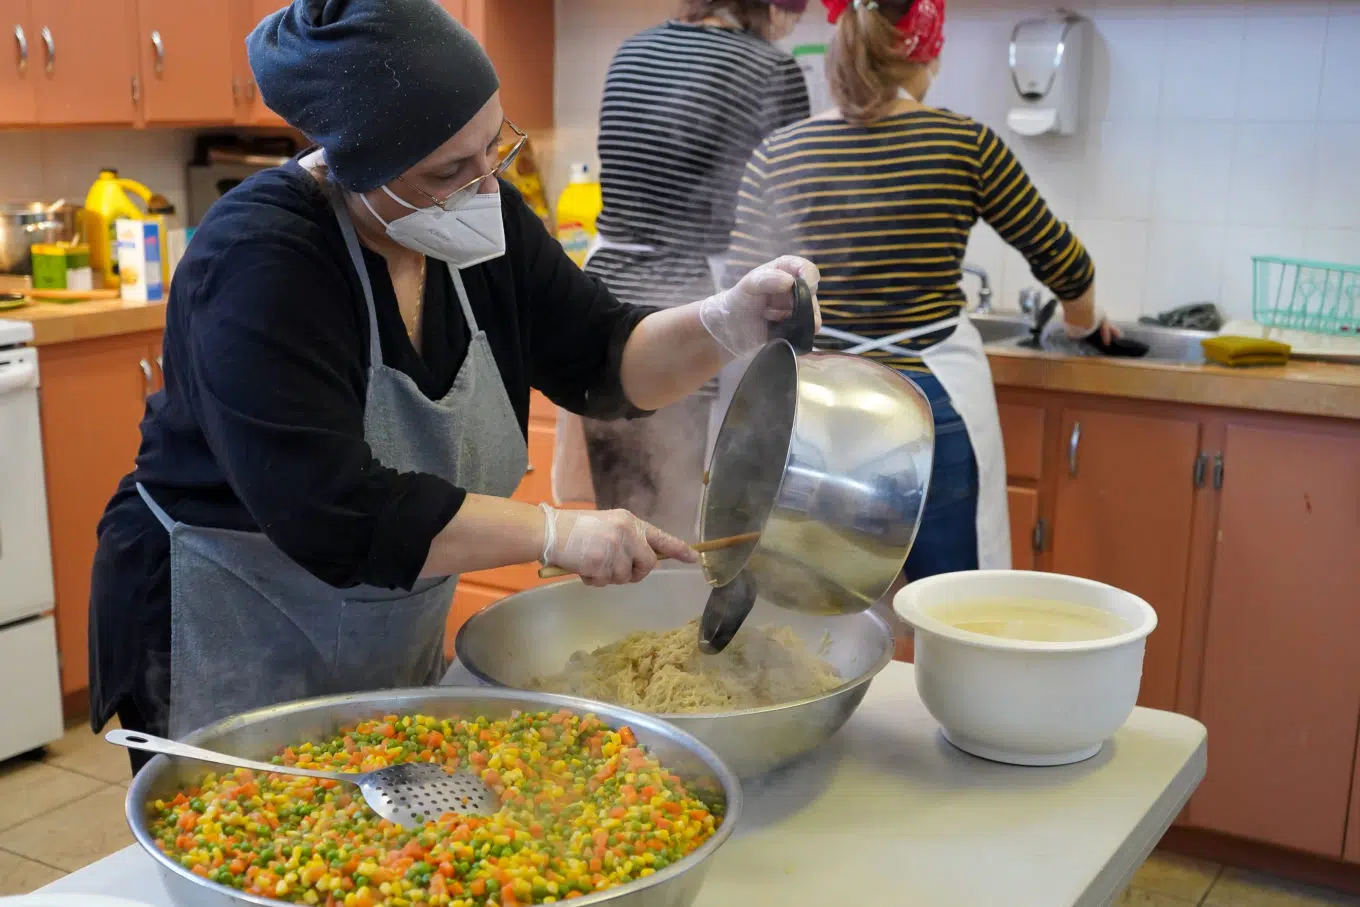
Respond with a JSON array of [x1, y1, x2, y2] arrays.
[[247, 0, 500, 192]]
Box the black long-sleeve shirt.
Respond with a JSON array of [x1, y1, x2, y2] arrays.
[[90, 160, 654, 726]]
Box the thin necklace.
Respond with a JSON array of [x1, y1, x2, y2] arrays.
[[404, 258, 426, 341]]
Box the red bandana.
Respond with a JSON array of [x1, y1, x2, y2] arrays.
[[822, 0, 946, 63]]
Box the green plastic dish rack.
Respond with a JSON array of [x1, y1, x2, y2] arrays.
[[1252, 255, 1360, 336]]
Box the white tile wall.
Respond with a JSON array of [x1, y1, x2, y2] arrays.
[[0, 129, 196, 228], [561, 0, 1360, 321]]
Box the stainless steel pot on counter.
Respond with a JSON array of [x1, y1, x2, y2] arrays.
[[0, 201, 82, 274]]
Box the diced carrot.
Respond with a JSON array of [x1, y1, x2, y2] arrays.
[[470, 878, 487, 896]]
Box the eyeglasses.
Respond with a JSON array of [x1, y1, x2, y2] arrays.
[[400, 119, 529, 211]]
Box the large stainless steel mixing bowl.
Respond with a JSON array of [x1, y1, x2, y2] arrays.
[[455, 568, 894, 778], [125, 687, 741, 907]]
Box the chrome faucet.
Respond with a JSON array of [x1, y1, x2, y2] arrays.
[[961, 263, 993, 313]]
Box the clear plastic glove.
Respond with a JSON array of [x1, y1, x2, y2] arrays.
[[1060, 296, 1118, 344], [699, 255, 822, 358], [539, 504, 696, 587]]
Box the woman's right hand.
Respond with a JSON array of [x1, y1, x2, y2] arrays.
[[540, 505, 696, 587], [1060, 289, 1117, 344]]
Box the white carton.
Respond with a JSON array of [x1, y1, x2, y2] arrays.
[[115, 218, 164, 303]]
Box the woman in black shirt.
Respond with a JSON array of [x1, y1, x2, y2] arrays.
[[90, 0, 818, 764]]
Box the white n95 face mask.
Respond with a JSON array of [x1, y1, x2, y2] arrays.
[[361, 186, 506, 269]]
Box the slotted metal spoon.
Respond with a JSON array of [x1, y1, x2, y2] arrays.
[[107, 729, 497, 827]]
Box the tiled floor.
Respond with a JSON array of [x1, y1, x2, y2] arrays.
[[2, 722, 1359, 905]]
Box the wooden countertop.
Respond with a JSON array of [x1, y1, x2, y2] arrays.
[[2, 293, 1356, 420], [988, 345, 1360, 421], [0, 297, 166, 346]]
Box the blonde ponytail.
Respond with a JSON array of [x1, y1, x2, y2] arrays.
[[827, 0, 931, 124]]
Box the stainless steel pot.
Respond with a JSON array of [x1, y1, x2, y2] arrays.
[[456, 568, 894, 778], [698, 328, 935, 632], [0, 201, 82, 274], [126, 686, 741, 907]]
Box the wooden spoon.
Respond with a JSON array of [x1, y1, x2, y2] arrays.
[[536, 531, 760, 579]]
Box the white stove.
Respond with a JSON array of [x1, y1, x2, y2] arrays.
[[0, 318, 64, 761]]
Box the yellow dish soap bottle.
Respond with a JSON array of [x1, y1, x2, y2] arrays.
[[555, 163, 602, 269], [84, 169, 155, 289]]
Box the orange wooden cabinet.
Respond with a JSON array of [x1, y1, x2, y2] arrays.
[[1188, 421, 1360, 859], [1349, 749, 1360, 865], [444, 581, 503, 659], [39, 330, 161, 695], [229, 0, 286, 126], [0, 0, 38, 124], [28, 0, 140, 126], [1049, 408, 1201, 713], [999, 402, 1045, 571], [136, 0, 234, 125], [460, 0, 555, 132], [3, 0, 554, 129]]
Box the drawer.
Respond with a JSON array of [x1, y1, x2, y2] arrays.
[[999, 403, 1045, 481], [444, 582, 506, 658], [529, 390, 555, 426]]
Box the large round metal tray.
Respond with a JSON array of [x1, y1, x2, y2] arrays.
[[125, 687, 741, 907], [456, 568, 894, 778]]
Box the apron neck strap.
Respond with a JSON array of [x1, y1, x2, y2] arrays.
[[448, 267, 481, 335], [136, 481, 176, 531], [328, 189, 386, 371]]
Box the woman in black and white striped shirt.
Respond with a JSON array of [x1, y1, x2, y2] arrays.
[[560, 0, 812, 540]]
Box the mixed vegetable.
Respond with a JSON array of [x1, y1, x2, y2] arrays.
[[147, 710, 722, 907]]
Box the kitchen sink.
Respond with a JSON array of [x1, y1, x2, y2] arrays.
[[977, 314, 1214, 366], [969, 313, 1034, 344]]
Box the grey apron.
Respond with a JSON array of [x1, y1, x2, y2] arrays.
[[137, 191, 528, 739]]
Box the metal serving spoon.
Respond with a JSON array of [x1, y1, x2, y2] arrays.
[[107, 729, 497, 827]]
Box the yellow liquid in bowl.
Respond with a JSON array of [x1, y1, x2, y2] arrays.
[[931, 598, 1132, 643]]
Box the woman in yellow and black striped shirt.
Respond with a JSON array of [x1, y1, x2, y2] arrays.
[[727, 0, 1111, 578]]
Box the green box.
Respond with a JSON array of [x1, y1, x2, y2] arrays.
[[30, 244, 68, 289]]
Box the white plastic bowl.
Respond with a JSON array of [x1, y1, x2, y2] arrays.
[[895, 570, 1158, 766]]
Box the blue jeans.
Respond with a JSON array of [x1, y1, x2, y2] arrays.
[[902, 370, 980, 580]]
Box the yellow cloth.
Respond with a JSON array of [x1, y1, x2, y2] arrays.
[[1201, 335, 1291, 367]]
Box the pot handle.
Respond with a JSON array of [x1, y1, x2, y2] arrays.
[[769, 275, 816, 355]]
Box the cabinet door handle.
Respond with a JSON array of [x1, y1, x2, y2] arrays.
[[1212, 453, 1225, 490], [140, 358, 153, 397], [130, 75, 139, 106], [247, 79, 257, 102], [1031, 517, 1047, 554], [1193, 452, 1208, 488], [13, 25, 27, 74], [150, 30, 164, 75], [155, 355, 163, 386], [39, 25, 52, 74], [1067, 422, 1082, 478], [524, 464, 535, 475]]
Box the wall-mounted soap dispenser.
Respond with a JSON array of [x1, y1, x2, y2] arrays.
[[1006, 12, 1089, 138]]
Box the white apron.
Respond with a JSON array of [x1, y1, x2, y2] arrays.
[[819, 314, 1012, 569]]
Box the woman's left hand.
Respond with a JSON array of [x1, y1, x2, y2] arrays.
[[700, 256, 821, 357]]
